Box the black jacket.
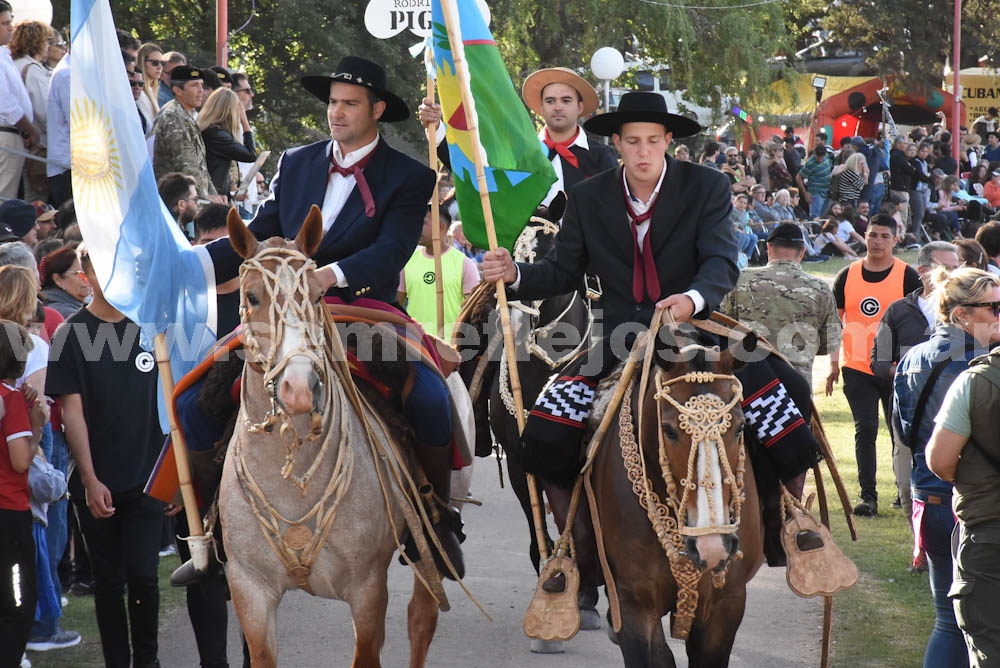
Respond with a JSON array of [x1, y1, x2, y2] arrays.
[[515, 158, 739, 333], [201, 125, 257, 197], [889, 148, 915, 192], [870, 289, 933, 381]]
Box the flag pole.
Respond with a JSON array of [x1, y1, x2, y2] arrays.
[[424, 53, 446, 338], [153, 334, 212, 573], [438, 0, 548, 561]]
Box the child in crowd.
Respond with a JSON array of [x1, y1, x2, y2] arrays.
[[25, 448, 79, 653], [0, 320, 46, 667], [25, 304, 80, 654]]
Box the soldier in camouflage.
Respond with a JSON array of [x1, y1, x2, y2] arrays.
[[721, 222, 842, 385], [152, 65, 220, 201]]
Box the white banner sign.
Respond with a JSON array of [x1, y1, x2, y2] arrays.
[[364, 0, 490, 40]]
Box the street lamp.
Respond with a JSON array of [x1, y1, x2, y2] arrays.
[[591, 47, 626, 115]]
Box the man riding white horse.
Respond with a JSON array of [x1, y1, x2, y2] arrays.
[[192, 55, 464, 577]]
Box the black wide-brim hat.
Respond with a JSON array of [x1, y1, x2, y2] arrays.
[[301, 56, 410, 123], [583, 91, 702, 138]]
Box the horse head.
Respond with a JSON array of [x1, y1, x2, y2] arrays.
[[646, 325, 750, 574], [228, 205, 328, 418]]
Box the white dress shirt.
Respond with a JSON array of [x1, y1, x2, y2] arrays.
[[539, 126, 590, 207], [0, 45, 32, 126], [319, 135, 380, 287]]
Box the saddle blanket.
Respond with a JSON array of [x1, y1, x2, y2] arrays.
[[522, 344, 821, 489]]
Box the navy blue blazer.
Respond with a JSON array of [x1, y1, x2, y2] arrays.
[[207, 138, 435, 303], [515, 156, 739, 333]]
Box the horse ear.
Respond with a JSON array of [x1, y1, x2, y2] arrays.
[[547, 191, 566, 222], [296, 205, 324, 258], [721, 331, 757, 371], [227, 208, 259, 259], [653, 325, 681, 371]]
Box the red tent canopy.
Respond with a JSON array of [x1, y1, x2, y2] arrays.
[[816, 77, 966, 145]]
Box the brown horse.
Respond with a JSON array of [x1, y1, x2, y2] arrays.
[[590, 327, 763, 667], [219, 207, 442, 668]]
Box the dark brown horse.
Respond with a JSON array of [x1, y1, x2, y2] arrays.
[[589, 328, 763, 667]]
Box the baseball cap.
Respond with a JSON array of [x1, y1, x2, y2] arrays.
[[0, 199, 38, 238], [767, 223, 805, 245], [0, 222, 18, 242]]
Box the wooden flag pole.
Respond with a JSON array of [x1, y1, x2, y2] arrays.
[[438, 0, 548, 562], [424, 65, 446, 338], [153, 334, 212, 572]]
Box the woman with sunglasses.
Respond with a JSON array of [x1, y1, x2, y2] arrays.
[[906, 268, 1000, 667], [39, 246, 90, 318], [44, 30, 67, 70], [136, 43, 163, 136]]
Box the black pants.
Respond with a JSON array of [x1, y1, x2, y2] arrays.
[[0, 509, 36, 667], [75, 493, 164, 668], [842, 367, 893, 501]]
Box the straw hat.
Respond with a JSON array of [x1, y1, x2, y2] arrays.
[[521, 67, 599, 117]]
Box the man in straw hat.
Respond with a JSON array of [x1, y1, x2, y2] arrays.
[[419, 66, 617, 210], [198, 56, 464, 577]]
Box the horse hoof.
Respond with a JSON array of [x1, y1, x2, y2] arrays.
[[579, 607, 602, 630], [529, 639, 565, 654]]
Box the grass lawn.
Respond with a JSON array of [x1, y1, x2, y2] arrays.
[[810, 356, 935, 667], [804, 250, 934, 667]]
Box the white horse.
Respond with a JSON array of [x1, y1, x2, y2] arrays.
[[219, 207, 448, 667]]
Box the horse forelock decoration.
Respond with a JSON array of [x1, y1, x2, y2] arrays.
[[219, 206, 445, 668], [592, 324, 763, 667]]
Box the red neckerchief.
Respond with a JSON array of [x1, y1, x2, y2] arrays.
[[542, 127, 580, 169], [329, 143, 377, 218], [623, 178, 662, 303]]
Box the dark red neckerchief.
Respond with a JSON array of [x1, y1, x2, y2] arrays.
[[542, 127, 580, 169], [624, 180, 662, 303], [329, 144, 377, 218]]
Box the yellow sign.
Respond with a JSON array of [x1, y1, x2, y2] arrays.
[[954, 69, 1000, 121]]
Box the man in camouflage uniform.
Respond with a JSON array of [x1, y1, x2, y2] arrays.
[[152, 65, 220, 201], [721, 222, 842, 385]]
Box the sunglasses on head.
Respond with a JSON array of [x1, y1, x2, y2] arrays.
[[964, 301, 1000, 316]]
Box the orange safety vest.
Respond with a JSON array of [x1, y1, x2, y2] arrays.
[[841, 258, 909, 375]]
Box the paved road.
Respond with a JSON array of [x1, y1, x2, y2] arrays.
[[158, 456, 822, 667]]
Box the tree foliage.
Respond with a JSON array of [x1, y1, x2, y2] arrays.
[[825, 0, 1000, 89], [47, 0, 819, 158]]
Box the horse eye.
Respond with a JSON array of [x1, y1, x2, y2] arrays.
[[246, 292, 259, 306], [662, 424, 679, 441]]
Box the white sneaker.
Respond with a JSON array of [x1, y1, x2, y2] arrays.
[[61, 595, 69, 608], [20, 653, 31, 668], [25, 629, 82, 651], [158, 544, 177, 558]]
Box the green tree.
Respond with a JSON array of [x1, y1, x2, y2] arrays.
[[825, 0, 1000, 89], [53, 0, 799, 158]]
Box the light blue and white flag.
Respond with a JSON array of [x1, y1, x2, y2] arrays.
[[71, 0, 217, 428]]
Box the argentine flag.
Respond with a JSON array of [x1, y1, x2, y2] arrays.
[[71, 0, 217, 428]]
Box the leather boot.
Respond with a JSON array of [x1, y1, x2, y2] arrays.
[[412, 444, 466, 580]]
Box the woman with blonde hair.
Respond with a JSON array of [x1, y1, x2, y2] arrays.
[[10, 20, 55, 201], [832, 151, 868, 208], [136, 43, 163, 134], [917, 268, 1000, 666], [0, 264, 49, 426], [197, 87, 256, 200]]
